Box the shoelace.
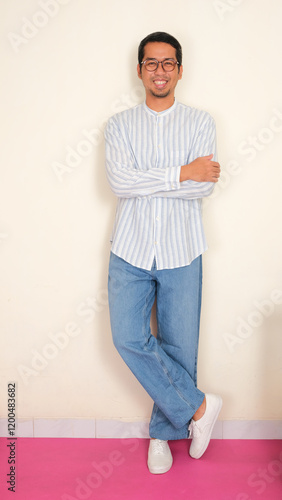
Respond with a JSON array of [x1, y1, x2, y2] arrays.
[[188, 421, 202, 438], [151, 439, 167, 455]]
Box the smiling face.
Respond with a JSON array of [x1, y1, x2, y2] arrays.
[[137, 42, 183, 111]]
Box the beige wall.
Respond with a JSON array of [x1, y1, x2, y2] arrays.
[[1, 0, 281, 424]]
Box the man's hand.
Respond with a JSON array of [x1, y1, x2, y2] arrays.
[[180, 154, 220, 183]]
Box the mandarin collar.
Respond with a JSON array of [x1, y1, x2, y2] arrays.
[[143, 99, 177, 117]]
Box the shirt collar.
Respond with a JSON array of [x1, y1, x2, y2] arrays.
[[143, 99, 178, 117]]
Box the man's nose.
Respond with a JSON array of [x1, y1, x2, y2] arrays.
[[154, 62, 165, 75]]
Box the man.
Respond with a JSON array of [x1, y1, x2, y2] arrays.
[[105, 32, 222, 474]]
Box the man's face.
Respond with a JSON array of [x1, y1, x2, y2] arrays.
[[137, 42, 183, 100]]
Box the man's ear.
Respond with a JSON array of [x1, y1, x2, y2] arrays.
[[178, 65, 183, 80], [137, 63, 142, 80]]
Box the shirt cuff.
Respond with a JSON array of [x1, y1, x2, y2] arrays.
[[165, 166, 181, 191]]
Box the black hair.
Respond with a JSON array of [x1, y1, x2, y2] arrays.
[[138, 32, 182, 70]]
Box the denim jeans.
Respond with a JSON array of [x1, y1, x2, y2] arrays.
[[108, 252, 205, 440]]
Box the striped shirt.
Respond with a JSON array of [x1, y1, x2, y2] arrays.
[[105, 99, 217, 270]]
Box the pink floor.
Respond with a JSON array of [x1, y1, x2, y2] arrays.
[[0, 438, 281, 500]]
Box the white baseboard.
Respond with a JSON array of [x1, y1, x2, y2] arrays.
[[1, 418, 282, 439]]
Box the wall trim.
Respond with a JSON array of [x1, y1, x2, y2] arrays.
[[1, 418, 282, 439]]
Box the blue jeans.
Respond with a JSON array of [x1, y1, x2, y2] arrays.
[[108, 252, 205, 440]]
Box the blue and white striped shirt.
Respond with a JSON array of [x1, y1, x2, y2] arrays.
[[105, 99, 217, 270]]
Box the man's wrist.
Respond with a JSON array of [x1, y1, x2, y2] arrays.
[[180, 164, 191, 183]]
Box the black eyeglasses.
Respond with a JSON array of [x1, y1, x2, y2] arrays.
[[141, 58, 180, 72]]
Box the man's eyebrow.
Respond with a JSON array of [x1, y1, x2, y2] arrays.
[[144, 57, 174, 61]]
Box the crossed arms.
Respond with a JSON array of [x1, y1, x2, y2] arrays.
[[105, 113, 220, 200]]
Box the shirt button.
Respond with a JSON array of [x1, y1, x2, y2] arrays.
[[156, 216, 159, 221], [154, 241, 158, 245]]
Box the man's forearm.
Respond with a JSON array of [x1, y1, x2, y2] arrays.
[[180, 154, 220, 183]]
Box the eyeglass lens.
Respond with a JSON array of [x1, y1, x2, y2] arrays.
[[143, 59, 177, 72]]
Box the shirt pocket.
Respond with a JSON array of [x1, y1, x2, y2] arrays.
[[170, 150, 189, 166]]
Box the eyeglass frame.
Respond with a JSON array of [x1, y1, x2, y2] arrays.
[[140, 58, 180, 72]]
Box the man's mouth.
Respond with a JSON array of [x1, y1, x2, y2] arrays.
[[153, 80, 168, 89]]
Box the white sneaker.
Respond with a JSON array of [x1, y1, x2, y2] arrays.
[[147, 439, 173, 474], [188, 393, 222, 459]]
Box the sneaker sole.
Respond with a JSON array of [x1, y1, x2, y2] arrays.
[[189, 396, 223, 459], [147, 462, 173, 474]]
